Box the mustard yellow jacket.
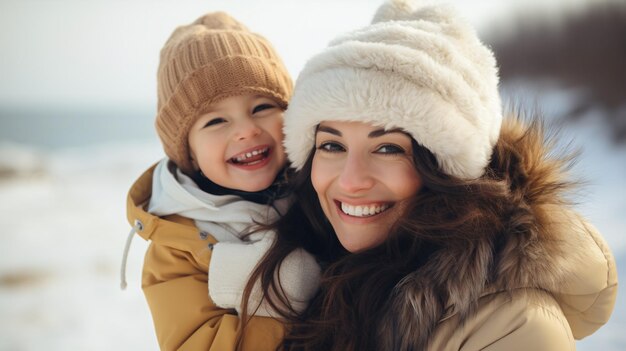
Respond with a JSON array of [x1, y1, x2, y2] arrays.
[[127, 164, 284, 351]]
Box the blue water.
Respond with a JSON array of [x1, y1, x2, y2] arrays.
[[0, 105, 157, 149]]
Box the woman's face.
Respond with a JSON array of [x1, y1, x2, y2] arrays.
[[311, 121, 423, 252]]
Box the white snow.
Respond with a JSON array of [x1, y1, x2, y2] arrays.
[[0, 142, 161, 350]]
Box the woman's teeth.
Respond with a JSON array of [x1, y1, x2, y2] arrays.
[[340, 202, 390, 217]]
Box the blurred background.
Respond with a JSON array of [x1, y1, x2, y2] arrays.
[[0, 0, 623, 349]]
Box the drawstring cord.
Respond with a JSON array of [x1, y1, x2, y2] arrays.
[[120, 220, 143, 290]]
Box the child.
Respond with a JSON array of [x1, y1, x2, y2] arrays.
[[122, 12, 320, 351]]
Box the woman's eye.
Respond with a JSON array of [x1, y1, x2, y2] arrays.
[[317, 142, 345, 153], [203, 117, 226, 128], [376, 144, 405, 154], [252, 103, 276, 114]]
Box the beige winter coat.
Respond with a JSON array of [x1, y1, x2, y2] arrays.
[[378, 118, 618, 350]]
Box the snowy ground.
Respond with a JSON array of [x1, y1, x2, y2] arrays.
[[0, 111, 624, 350], [0, 142, 161, 350]]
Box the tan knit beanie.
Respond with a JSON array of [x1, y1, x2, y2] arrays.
[[155, 12, 293, 174]]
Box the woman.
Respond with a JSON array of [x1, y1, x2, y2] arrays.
[[241, 0, 618, 350]]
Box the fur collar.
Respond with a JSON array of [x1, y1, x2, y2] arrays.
[[379, 115, 599, 350]]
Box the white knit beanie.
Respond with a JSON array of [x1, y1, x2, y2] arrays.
[[284, 0, 502, 179]]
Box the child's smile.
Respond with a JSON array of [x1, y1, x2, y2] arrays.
[[229, 145, 271, 168], [188, 94, 287, 192]]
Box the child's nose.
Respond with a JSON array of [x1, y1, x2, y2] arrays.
[[234, 119, 262, 141]]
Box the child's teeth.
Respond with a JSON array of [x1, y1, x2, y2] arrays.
[[233, 147, 268, 163]]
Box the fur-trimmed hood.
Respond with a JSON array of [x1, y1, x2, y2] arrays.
[[380, 116, 618, 350]]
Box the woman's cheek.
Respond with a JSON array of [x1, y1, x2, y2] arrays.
[[311, 154, 331, 193]]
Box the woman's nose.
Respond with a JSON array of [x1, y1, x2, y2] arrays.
[[337, 152, 375, 193]]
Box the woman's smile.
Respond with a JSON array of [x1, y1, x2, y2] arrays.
[[335, 200, 393, 218], [312, 121, 423, 252]]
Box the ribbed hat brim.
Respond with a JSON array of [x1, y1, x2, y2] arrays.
[[284, 67, 496, 179]]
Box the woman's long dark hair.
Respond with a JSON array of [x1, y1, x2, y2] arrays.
[[237, 136, 516, 351]]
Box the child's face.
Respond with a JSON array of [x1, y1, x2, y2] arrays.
[[188, 94, 286, 192]]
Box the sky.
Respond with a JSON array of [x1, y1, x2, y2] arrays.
[[0, 0, 602, 109]]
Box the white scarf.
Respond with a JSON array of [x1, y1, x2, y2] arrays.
[[147, 158, 290, 242], [145, 158, 320, 317]]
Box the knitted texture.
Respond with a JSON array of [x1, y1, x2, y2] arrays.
[[284, 0, 501, 179], [156, 12, 292, 174]]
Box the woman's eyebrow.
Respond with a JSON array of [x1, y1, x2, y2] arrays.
[[316, 126, 406, 137], [368, 128, 405, 138], [316, 125, 342, 136]]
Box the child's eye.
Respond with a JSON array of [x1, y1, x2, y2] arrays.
[[317, 141, 345, 153], [375, 144, 405, 155], [252, 103, 276, 114], [203, 117, 226, 128]]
